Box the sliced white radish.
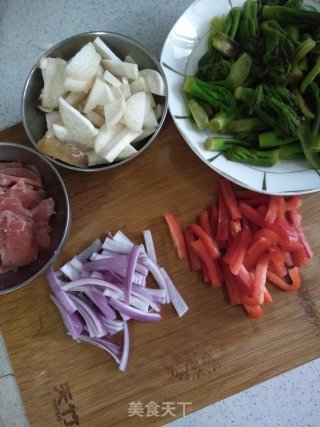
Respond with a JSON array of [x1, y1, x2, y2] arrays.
[[103, 69, 122, 88], [121, 77, 131, 100], [93, 37, 121, 62], [116, 144, 137, 160], [100, 127, 142, 162], [59, 96, 98, 147], [139, 69, 165, 96], [145, 91, 156, 108], [40, 57, 67, 108], [46, 111, 61, 132], [124, 91, 145, 132], [104, 59, 139, 80], [129, 77, 148, 95], [83, 77, 112, 113], [132, 127, 156, 143], [124, 55, 137, 64], [143, 107, 158, 129], [86, 149, 108, 166], [64, 77, 92, 93], [104, 86, 125, 127], [94, 124, 124, 155], [66, 42, 101, 81]]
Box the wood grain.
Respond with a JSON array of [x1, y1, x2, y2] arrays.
[[0, 118, 320, 427]]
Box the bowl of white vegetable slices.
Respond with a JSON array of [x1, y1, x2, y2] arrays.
[[22, 31, 168, 171]]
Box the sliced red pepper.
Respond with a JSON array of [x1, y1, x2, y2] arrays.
[[164, 212, 187, 260], [190, 223, 220, 260], [229, 220, 241, 238], [249, 228, 279, 247], [198, 209, 213, 237], [210, 203, 218, 240], [216, 194, 229, 242], [183, 228, 201, 271], [287, 209, 313, 258], [223, 227, 251, 275], [266, 267, 301, 292], [264, 287, 273, 304], [265, 196, 285, 224], [243, 304, 264, 318], [244, 236, 275, 271], [290, 247, 310, 268], [253, 254, 269, 305], [220, 261, 242, 305], [239, 202, 266, 228], [191, 240, 222, 288], [268, 247, 287, 277], [286, 195, 302, 211], [219, 178, 241, 221]]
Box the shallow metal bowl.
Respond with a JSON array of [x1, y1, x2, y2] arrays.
[[0, 143, 71, 294], [21, 31, 168, 172]]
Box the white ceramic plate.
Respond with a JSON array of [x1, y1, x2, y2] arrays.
[[160, 0, 320, 195]]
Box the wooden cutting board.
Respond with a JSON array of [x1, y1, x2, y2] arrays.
[[0, 118, 320, 427]]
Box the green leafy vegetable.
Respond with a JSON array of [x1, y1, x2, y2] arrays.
[[184, 0, 320, 168]]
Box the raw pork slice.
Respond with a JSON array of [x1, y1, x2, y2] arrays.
[[0, 162, 56, 273]]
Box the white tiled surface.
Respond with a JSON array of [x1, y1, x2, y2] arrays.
[[0, 1, 320, 426]]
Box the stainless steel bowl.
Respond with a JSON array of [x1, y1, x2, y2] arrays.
[[21, 31, 168, 172], [0, 143, 71, 294]]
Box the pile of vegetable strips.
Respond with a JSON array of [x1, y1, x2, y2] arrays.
[[184, 0, 320, 168], [164, 178, 313, 318], [47, 230, 188, 371]]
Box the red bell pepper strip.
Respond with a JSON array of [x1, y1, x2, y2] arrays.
[[266, 267, 301, 292], [265, 196, 285, 224], [286, 195, 302, 211], [220, 261, 242, 305], [219, 178, 242, 221], [243, 304, 264, 318], [287, 209, 313, 258], [191, 240, 222, 288], [164, 212, 187, 260], [183, 228, 202, 271], [253, 254, 269, 305], [216, 195, 229, 242], [244, 236, 275, 271], [290, 247, 310, 268], [199, 209, 213, 237], [264, 287, 273, 304], [268, 247, 287, 277], [223, 227, 251, 275], [239, 202, 266, 228], [210, 204, 218, 240], [190, 223, 220, 260], [229, 220, 242, 238]]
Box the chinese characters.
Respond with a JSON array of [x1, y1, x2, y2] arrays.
[[52, 383, 80, 426]]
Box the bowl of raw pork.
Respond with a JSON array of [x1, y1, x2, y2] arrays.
[[0, 143, 70, 294], [22, 31, 168, 172]]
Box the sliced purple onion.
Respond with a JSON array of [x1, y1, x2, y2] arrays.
[[47, 267, 77, 314], [50, 294, 84, 339], [119, 315, 129, 372], [48, 229, 187, 372], [124, 245, 141, 305], [143, 229, 157, 263], [79, 239, 102, 260], [145, 258, 170, 303], [79, 335, 120, 364], [160, 268, 189, 318], [109, 298, 161, 322]]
